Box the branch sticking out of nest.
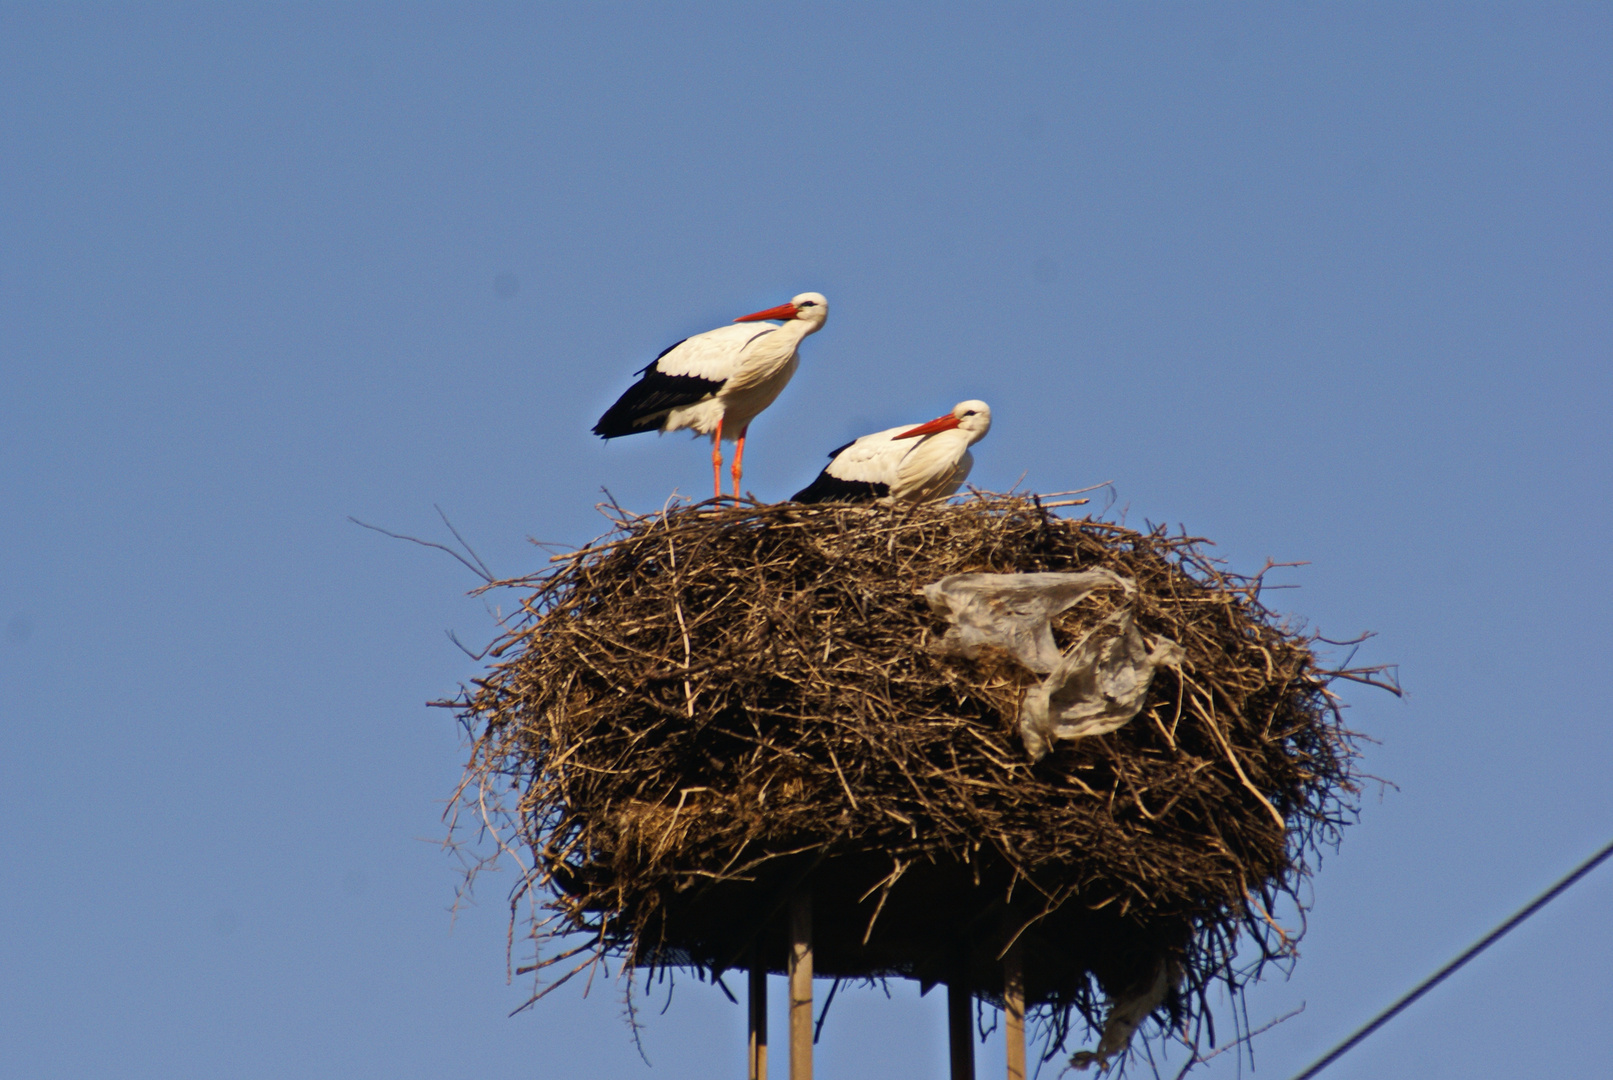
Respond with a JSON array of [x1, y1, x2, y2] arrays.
[[441, 492, 1395, 1071]]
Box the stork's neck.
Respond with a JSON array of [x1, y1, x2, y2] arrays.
[[775, 316, 824, 346]]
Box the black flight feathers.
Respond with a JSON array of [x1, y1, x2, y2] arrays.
[[791, 474, 890, 504], [592, 340, 725, 439]]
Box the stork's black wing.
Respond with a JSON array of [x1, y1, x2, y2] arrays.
[[592, 340, 725, 438], [791, 470, 890, 504]]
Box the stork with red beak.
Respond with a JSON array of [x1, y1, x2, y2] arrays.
[[792, 400, 993, 504], [592, 293, 829, 498]]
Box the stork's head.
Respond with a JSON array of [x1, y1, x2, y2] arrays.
[[952, 400, 992, 441], [894, 400, 993, 444], [733, 292, 829, 329]]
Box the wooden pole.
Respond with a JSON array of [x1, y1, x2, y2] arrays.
[[1004, 940, 1025, 1080], [748, 959, 768, 1080], [947, 981, 976, 1080], [788, 892, 813, 1080]]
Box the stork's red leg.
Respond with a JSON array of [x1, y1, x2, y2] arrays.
[[731, 426, 749, 499], [711, 418, 724, 500]]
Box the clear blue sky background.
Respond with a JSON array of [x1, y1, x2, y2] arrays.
[[3, 5, 1609, 1078]]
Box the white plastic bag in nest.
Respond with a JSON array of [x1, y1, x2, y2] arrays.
[[922, 571, 1183, 760]]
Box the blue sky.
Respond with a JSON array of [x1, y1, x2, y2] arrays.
[[2, 4, 1609, 1078]]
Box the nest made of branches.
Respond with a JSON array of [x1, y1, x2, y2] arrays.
[[445, 492, 1393, 1065]]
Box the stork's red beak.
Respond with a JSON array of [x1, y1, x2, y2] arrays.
[[734, 302, 799, 323], [894, 413, 962, 439]]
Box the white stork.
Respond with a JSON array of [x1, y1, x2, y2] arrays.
[[792, 400, 992, 504], [592, 293, 829, 498]]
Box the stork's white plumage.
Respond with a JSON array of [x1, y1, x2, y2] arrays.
[[592, 293, 829, 498], [792, 400, 992, 504]]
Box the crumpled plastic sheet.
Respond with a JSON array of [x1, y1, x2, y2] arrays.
[[922, 571, 1184, 760], [921, 570, 1131, 672]]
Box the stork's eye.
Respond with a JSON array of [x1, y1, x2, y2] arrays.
[[797, 300, 817, 307]]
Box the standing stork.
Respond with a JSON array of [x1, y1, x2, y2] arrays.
[[792, 400, 992, 504], [592, 293, 829, 498]]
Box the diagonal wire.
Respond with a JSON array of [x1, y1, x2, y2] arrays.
[[1290, 835, 1613, 1080]]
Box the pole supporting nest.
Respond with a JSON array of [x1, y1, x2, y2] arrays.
[[948, 981, 975, 1080], [788, 892, 813, 1080], [1004, 940, 1025, 1080], [748, 954, 768, 1080]]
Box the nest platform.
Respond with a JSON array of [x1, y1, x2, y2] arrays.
[[448, 493, 1385, 1060]]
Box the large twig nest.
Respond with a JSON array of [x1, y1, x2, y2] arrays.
[[446, 492, 1391, 1064]]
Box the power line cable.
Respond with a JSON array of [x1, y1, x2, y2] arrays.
[[1289, 835, 1613, 1080]]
